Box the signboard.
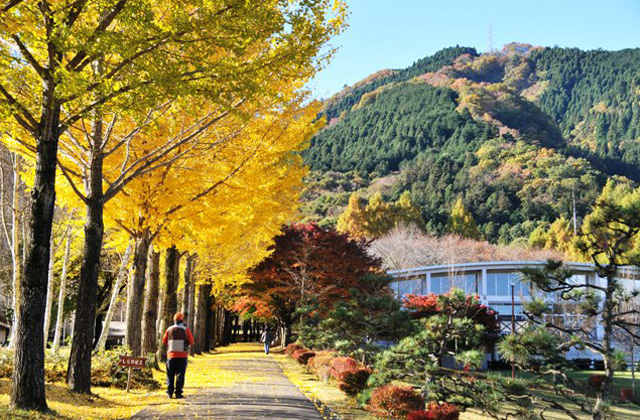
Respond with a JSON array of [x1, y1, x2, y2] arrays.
[[119, 356, 147, 368], [119, 356, 147, 392]]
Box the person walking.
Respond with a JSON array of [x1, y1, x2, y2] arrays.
[[162, 312, 194, 399], [260, 328, 273, 355]]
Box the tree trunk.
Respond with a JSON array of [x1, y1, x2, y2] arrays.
[[192, 284, 207, 354], [43, 234, 56, 350], [156, 246, 179, 363], [186, 259, 196, 331], [205, 287, 213, 351], [182, 256, 193, 325], [67, 118, 105, 394], [8, 154, 21, 350], [125, 231, 150, 356], [142, 250, 160, 359], [593, 278, 616, 420], [52, 224, 73, 354], [11, 95, 61, 410], [94, 243, 134, 352]]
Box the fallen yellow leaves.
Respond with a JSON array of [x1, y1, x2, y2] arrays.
[[0, 348, 266, 420]]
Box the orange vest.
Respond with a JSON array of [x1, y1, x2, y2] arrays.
[[162, 324, 195, 359]]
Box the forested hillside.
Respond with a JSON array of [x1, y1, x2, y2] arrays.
[[301, 44, 640, 243]]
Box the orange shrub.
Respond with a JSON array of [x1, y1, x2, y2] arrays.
[[292, 348, 316, 365], [369, 384, 424, 418], [408, 403, 460, 420], [329, 357, 371, 396], [286, 343, 303, 357]]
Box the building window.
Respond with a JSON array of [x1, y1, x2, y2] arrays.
[[430, 275, 450, 295], [486, 273, 530, 297], [396, 278, 422, 299], [430, 274, 476, 295]]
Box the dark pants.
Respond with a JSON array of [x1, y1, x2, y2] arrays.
[[166, 358, 187, 396]]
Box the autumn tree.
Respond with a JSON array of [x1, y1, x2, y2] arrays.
[[448, 198, 480, 239], [337, 193, 368, 238], [337, 191, 423, 239], [236, 223, 384, 346]]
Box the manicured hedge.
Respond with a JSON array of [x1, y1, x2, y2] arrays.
[[292, 348, 316, 365], [369, 384, 424, 418], [329, 357, 371, 396], [408, 403, 460, 420]]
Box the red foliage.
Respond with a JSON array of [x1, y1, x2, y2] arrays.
[[329, 357, 371, 396], [408, 403, 460, 420], [239, 223, 384, 324], [588, 374, 607, 389], [286, 343, 303, 357], [292, 348, 316, 365], [403, 293, 499, 332], [369, 385, 424, 418], [621, 388, 634, 401]]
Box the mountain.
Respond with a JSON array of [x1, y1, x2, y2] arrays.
[[300, 44, 640, 244]]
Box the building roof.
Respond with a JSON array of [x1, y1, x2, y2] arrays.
[[388, 260, 640, 279]]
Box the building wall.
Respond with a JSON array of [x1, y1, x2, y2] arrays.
[[388, 261, 640, 362]]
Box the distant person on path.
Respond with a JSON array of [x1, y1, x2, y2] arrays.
[[162, 312, 194, 399], [261, 328, 273, 354]]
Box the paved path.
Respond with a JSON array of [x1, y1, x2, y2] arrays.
[[132, 347, 324, 420]]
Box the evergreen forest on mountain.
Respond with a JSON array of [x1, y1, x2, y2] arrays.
[[301, 43, 640, 244]]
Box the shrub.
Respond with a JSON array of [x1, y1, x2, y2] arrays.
[[292, 348, 316, 365], [92, 350, 159, 389], [0, 347, 159, 390], [329, 357, 371, 396], [0, 349, 13, 379], [308, 351, 336, 381], [44, 353, 68, 383], [408, 403, 460, 420], [286, 343, 303, 357], [369, 384, 424, 418]]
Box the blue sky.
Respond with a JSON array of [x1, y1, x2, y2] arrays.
[[308, 0, 640, 99]]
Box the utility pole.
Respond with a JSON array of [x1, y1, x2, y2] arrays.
[[511, 281, 516, 379], [572, 188, 578, 236]]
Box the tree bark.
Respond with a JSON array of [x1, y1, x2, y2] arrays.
[[182, 256, 193, 326], [67, 118, 105, 393], [187, 259, 196, 331], [156, 246, 179, 363], [142, 250, 160, 357], [43, 233, 56, 350], [192, 284, 207, 354], [94, 243, 134, 352], [11, 90, 61, 410], [52, 224, 73, 354], [205, 288, 213, 351], [7, 154, 21, 350], [125, 231, 150, 356]]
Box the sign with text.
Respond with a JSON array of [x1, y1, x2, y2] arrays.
[[119, 356, 147, 369]]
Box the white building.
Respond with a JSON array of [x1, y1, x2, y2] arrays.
[[388, 261, 640, 365]]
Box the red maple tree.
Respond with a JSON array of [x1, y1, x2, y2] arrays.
[[234, 223, 384, 344]]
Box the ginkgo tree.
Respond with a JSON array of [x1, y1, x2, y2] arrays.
[[0, 0, 346, 409], [104, 93, 321, 358]]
